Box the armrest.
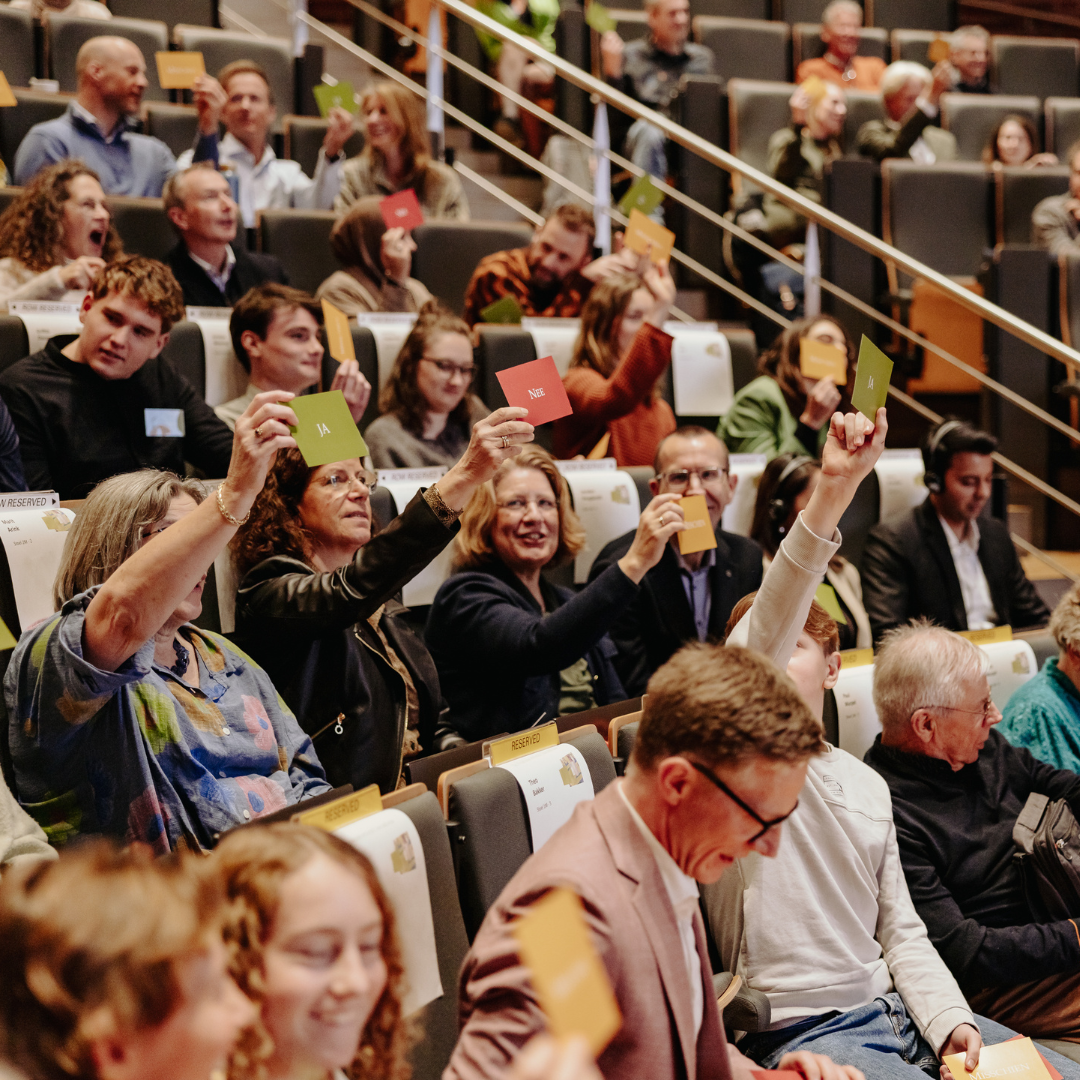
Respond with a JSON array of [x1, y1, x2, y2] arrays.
[[712, 971, 771, 1034]]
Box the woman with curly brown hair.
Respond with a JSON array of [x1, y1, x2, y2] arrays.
[[552, 260, 676, 466], [0, 160, 122, 308], [214, 824, 408, 1080]]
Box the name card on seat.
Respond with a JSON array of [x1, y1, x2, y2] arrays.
[[563, 468, 642, 583], [521, 317, 581, 377], [980, 636, 1038, 713], [0, 505, 75, 630], [354, 312, 418, 389], [875, 448, 927, 522], [669, 327, 733, 417], [833, 660, 879, 761], [185, 307, 247, 407], [8, 301, 82, 353], [720, 453, 767, 537]]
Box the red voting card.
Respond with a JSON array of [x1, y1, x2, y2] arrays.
[[380, 189, 424, 231], [496, 355, 573, 426]]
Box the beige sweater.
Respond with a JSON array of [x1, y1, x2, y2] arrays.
[[0, 258, 88, 309], [0, 770, 55, 874]]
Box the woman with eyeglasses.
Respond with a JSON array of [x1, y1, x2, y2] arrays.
[[364, 301, 490, 470], [426, 446, 686, 746], [233, 404, 533, 793]]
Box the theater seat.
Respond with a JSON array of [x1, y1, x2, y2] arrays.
[[727, 327, 758, 391], [792, 24, 889, 71], [106, 196, 176, 261], [109, 0, 217, 31], [324, 325, 379, 432], [257, 208, 339, 296], [693, 17, 791, 85], [49, 14, 170, 101], [991, 37, 1080, 101], [940, 93, 1041, 162], [844, 89, 886, 148], [995, 164, 1070, 246], [1045, 97, 1080, 157], [283, 115, 365, 178], [610, 8, 648, 42], [890, 29, 938, 65], [835, 469, 881, 572], [0, 6, 36, 89], [867, 0, 952, 30], [157, 320, 206, 397], [0, 316, 30, 377], [0, 90, 74, 172], [727, 78, 795, 191], [143, 103, 200, 159]]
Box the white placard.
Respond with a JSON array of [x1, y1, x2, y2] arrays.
[[377, 468, 450, 607], [0, 506, 75, 629], [564, 469, 641, 583], [332, 807, 443, 1017], [9, 301, 83, 353], [521, 317, 581, 377], [497, 743, 594, 850], [555, 458, 616, 473], [185, 308, 247, 408], [720, 453, 768, 537], [670, 330, 733, 417], [834, 662, 880, 761], [982, 638, 1038, 712], [0, 491, 58, 510], [875, 448, 927, 523], [354, 312, 418, 389]]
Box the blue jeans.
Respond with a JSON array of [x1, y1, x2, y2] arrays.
[[737, 994, 1080, 1080]]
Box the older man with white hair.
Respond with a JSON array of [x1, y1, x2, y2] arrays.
[[949, 25, 991, 94], [795, 0, 884, 91], [865, 621, 1080, 1043], [857, 60, 956, 162]]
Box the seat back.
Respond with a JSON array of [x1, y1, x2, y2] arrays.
[[844, 89, 886, 148], [891, 28, 938, 64], [1015, 626, 1056, 670], [776, 0, 831, 23], [940, 92, 1041, 162], [727, 326, 758, 391], [0, 315, 30, 378], [143, 103, 200, 159], [693, 17, 791, 85], [835, 468, 880, 571], [995, 164, 1070, 246], [833, 658, 879, 760], [257, 208, 339, 295], [1045, 96, 1080, 157], [611, 8, 648, 42], [0, 6, 36, 88], [991, 36, 1080, 100], [106, 196, 176, 260], [157, 320, 206, 397], [0, 89, 74, 170], [49, 14, 170, 100], [727, 78, 795, 181], [867, 0, 953, 30], [109, 0, 217, 31], [615, 719, 638, 764], [792, 24, 889, 69], [696, 0, 770, 16], [412, 221, 533, 315], [283, 114, 365, 177]]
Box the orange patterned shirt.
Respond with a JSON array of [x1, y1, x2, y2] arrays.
[[462, 246, 594, 326]]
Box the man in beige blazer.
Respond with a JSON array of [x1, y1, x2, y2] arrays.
[[445, 409, 888, 1080]]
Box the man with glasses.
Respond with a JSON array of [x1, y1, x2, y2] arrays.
[[588, 426, 762, 696], [866, 621, 1080, 1044]]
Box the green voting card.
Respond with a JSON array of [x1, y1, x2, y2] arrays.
[[850, 335, 893, 421], [313, 81, 358, 117], [585, 1, 618, 33], [815, 583, 848, 626], [289, 390, 367, 468], [619, 172, 664, 217], [480, 295, 524, 324], [0, 615, 15, 651]]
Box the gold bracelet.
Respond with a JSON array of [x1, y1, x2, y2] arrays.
[[423, 483, 460, 528], [216, 484, 250, 527]]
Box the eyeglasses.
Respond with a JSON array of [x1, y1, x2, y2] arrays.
[[657, 468, 729, 491], [422, 358, 476, 379], [319, 469, 378, 493], [497, 496, 559, 515], [688, 760, 799, 842], [922, 699, 998, 723]]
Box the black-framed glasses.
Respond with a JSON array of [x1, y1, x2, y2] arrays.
[[689, 760, 798, 842], [657, 467, 729, 491]]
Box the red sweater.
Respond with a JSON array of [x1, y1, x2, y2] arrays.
[[553, 322, 676, 467]]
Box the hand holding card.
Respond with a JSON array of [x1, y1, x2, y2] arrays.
[[496, 356, 573, 426], [677, 495, 716, 556], [155, 51, 206, 90], [380, 189, 424, 232], [850, 335, 893, 421], [624, 209, 675, 265]]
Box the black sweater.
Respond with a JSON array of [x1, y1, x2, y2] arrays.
[[864, 729, 1080, 995]]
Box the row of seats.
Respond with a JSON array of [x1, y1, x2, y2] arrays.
[[596, 0, 953, 30]]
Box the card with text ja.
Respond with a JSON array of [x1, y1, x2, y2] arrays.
[[799, 337, 848, 385], [850, 335, 893, 421], [619, 173, 664, 218], [624, 208, 674, 264], [155, 51, 205, 89], [512, 887, 621, 1055], [677, 494, 716, 555], [480, 294, 525, 324], [943, 1037, 1054, 1080], [289, 390, 367, 468], [380, 189, 424, 232], [321, 299, 356, 363], [496, 355, 573, 425], [312, 80, 358, 117]]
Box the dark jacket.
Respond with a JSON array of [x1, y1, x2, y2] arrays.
[[864, 730, 1080, 995], [587, 528, 762, 697], [425, 560, 634, 743], [166, 242, 288, 308], [860, 498, 1049, 645], [0, 335, 232, 498], [856, 109, 957, 162], [235, 492, 454, 795]]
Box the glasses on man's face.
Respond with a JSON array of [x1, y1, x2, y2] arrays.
[[423, 358, 476, 380], [688, 760, 799, 842], [319, 469, 378, 494], [657, 468, 729, 492], [923, 698, 998, 724], [497, 495, 559, 516]]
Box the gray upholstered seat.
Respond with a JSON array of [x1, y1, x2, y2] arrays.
[[283, 114, 365, 178], [991, 36, 1079, 100], [693, 16, 791, 85], [142, 103, 200, 159], [940, 92, 1041, 162], [257, 208, 339, 295], [109, 0, 216, 31], [0, 5, 36, 88], [867, 0, 952, 31], [791, 23, 889, 70], [49, 14, 169, 101], [890, 29, 938, 64], [106, 196, 176, 261], [995, 164, 1070, 246], [1045, 96, 1080, 157], [0, 90, 72, 169]]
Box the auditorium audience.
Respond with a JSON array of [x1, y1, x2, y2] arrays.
[[552, 262, 677, 465], [363, 301, 488, 469], [750, 453, 871, 650], [164, 164, 288, 308], [215, 283, 371, 430], [795, 0, 884, 91], [866, 622, 1080, 1040], [0, 771, 54, 872], [233, 405, 534, 791], [588, 426, 762, 697], [335, 81, 469, 220], [856, 60, 956, 163], [1000, 581, 1080, 772], [426, 445, 685, 745], [0, 840, 256, 1080], [0, 160, 121, 308], [0, 255, 233, 498], [984, 114, 1057, 168], [178, 60, 354, 230], [13, 36, 223, 195], [1033, 141, 1080, 255], [718, 316, 854, 457], [213, 824, 408, 1080], [6, 420, 333, 851], [949, 25, 991, 94], [316, 195, 432, 316], [861, 418, 1048, 644]]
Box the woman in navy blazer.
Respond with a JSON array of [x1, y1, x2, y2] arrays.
[[426, 446, 683, 745]]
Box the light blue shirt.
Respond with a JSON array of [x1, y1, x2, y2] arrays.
[[677, 546, 715, 641]]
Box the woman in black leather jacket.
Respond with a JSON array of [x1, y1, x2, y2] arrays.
[[232, 405, 533, 793]]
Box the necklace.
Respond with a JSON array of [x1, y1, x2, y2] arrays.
[[171, 636, 190, 678]]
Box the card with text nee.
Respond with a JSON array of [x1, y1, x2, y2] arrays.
[[380, 189, 424, 232], [619, 173, 664, 218], [312, 80, 358, 117], [512, 887, 621, 1055], [0, 72, 16, 108], [155, 51, 205, 90], [289, 391, 367, 468], [481, 295, 524, 324], [624, 209, 674, 264], [496, 355, 572, 426], [677, 494, 716, 555], [321, 299, 356, 363], [944, 1037, 1054, 1080], [799, 337, 848, 385], [850, 335, 893, 421]]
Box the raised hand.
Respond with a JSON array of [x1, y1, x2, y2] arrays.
[[618, 492, 686, 582], [330, 359, 373, 423], [800, 376, 842, 431], [438, 406, 536, 510]]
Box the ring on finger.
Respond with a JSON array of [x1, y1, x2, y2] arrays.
[[501, 435, 511, 449], [254, 425, 264, 438]]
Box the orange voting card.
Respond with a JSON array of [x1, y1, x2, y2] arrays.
[[799, 336, 848, 385], [944, 1037, 1055, 1080], [155, 51, 206, 89], [928, 36, 950, 63], [0, 72, 16, 108], [321, 299, 356, 363], [677, 494, 716, 556], [624, 208, 675, 264], [512, 887, 621, 1055]]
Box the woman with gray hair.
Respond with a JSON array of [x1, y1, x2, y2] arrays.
[[999, 585, 1080, 770], [3, 390, 332, 854]]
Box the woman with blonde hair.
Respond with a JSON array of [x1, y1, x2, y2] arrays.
[[552, 259, 676, 466], [426, 446, 684, 744], [334, 81, 469, 220]]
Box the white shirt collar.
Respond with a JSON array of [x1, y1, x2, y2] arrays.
[[187, 244, 236, 292], [938, 512, 981, 554], [71, 100, 127, 141], [219, 131, 276, 171], [617, 781, 699, 912]]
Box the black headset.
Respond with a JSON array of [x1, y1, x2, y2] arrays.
[[922, 419, 965, 495], [768, 454, 816, 528]]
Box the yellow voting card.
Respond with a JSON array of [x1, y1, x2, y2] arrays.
[[155, 51, 205, 90], [944, 1037, 1054, 1080], [0, 72, 16, 108], [321, 299, 356, 363], [512, 887, 621, 1055], [928, 36, 950, 63], [799, 337, 848, 386], [624, 209, 675, 264], [0, 615, 15, 651], [814, 582, 848, 625], [677, 494, 716, 556]]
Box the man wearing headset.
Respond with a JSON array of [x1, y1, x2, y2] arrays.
[[860, 418, 1047, 646]]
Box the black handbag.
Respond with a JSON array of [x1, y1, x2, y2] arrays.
[[1012, 791, 1080, 921]]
